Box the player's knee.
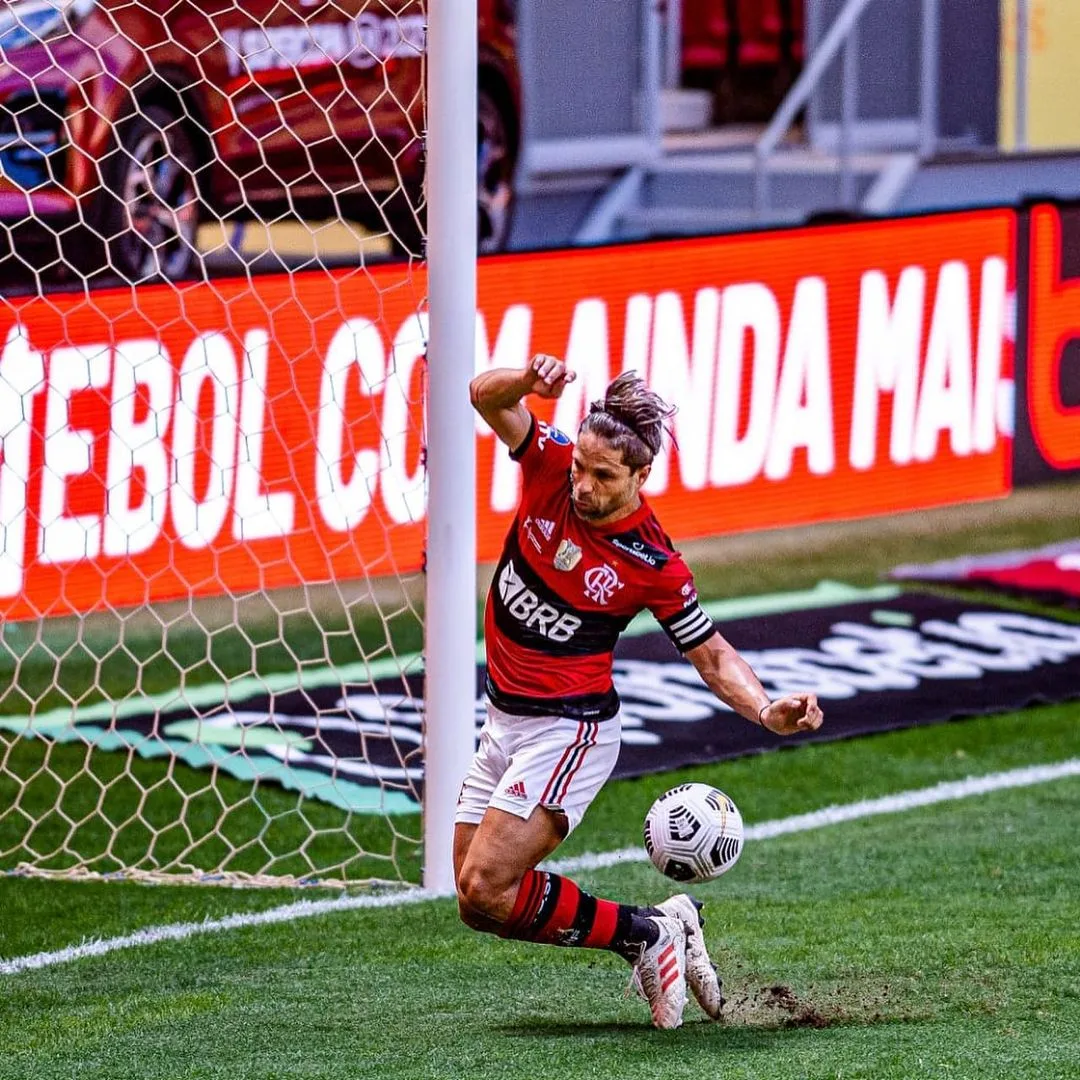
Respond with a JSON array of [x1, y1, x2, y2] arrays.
[[456, 894, 488, 931], [456, 861, 503, 920]]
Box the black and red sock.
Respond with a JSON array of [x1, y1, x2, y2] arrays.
[[500, 869, 660, 959]]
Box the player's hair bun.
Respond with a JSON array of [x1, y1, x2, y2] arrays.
[[582, 372, 676, 467]]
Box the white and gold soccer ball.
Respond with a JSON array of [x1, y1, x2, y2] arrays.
[[643, 783, 744, 884]]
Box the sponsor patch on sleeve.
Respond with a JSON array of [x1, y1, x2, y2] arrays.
[[537, 421, 571, 450], [608, 532, 670, 570]]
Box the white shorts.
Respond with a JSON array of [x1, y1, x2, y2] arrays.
[[455, 703, 622, 835]]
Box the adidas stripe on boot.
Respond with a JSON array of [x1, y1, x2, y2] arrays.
[[630, 914, 688, 1029], [657, 894, 724, 1020]]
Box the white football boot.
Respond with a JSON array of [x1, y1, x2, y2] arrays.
[[657, 894, 725, 1020], [630, 915, 688, 1029]]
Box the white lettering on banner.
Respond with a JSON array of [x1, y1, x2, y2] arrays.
[[474, 305, 532, 512], [316, 608, 1080, 761], [920, 612, 1080, 665], [612, 659, 720, 723], [974, 257, 1008, 452], [850, 266, 925, 469], [0, 327, 45, 596], [234, 330, 294, 541], [282, 607, 1078, 772], [469, 257, 1005, 512], [315, 317, 384, 532], [613, 611, 1080, 739], [553, 298, 612, 435], [0, 245, 1015, 597], [39, 343, 111, 564], [474, 305, 531, 431], [850, 258, 1008, 470], [382, 315, 427, 526], [352, 12, 426, 67], [623, 294, 653, 387], [914, 261, 975, 461], [221, 14, 425, 78], [737, 613, 1080, 698], [765, 276, 834, 480], [170, 333, 240, 551], [711, 282, 780, 487], [104, 339, 173, 558], [644, 288, 718, 494]]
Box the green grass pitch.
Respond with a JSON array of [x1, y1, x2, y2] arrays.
[[1, 482, 1079, 1078]]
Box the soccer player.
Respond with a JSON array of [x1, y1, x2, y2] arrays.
[[456, 354, 824, 1029]]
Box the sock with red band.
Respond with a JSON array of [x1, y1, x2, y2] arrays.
[[500, 869, 661, 960]]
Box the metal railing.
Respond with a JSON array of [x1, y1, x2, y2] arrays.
[[1014, 0, 1029, 151], [753, 0, 941, 217]]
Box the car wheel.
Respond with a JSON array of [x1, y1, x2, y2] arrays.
[[476, 85, 515, 255], [92, 105, 202, 284], [385, 84, 516, 259]]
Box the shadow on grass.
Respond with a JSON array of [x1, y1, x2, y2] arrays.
[[497, 1010, 917, 1042], [496, 1019, 664, 1037]]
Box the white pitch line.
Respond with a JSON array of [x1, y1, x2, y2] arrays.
[[3, 758, 1079, 977], [0, 889, 440, 977], [547, 757, 1080, 874]]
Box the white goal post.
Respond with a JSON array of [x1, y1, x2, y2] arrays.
[[423, 0, 479, 895]]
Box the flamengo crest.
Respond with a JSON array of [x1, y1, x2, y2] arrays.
[[584, 563, 623, 605]]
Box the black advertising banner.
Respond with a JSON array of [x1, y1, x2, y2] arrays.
[[608, 591, 1080, 778], [9, 591, 1079, 813], [1014, 201, 1080, 485]]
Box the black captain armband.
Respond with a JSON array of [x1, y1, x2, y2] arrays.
[[659, 602, 715, 652]]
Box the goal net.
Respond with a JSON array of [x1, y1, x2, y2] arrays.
[[0, 0, 483, 888]]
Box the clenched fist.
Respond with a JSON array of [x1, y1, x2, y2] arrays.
[[525, 354, 576, 399]]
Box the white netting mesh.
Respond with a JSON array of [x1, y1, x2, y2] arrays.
[[0, 0, 514, 887]]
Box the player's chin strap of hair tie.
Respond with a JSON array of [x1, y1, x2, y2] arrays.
[[757, 703, 770, 728]]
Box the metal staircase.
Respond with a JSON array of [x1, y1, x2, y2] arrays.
[[569, 0, 935, 245], [578, 141, 914, 243]]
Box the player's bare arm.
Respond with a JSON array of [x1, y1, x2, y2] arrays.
[[469, 354, 577, 450], [684, 632, 824, 736]]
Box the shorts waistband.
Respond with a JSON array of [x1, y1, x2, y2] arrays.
[[484, 674, 620, 722]]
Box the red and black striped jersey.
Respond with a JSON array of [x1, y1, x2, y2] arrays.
[[484, 414, 717, 720]]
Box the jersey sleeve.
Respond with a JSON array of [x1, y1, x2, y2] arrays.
[[509, 411, 574, 486], [648, 556, 716, 653]]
